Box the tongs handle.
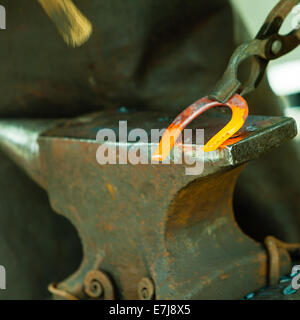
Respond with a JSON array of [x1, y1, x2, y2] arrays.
[[209, 0, 300, 103]]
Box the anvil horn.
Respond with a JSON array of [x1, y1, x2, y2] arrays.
[[0, 119, 62, 188]]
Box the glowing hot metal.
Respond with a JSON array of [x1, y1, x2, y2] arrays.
[[152, 94, 249, 162]]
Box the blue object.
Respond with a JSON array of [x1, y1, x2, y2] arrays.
[[283, 284, 297, 296], [244, 292, 255, 300]]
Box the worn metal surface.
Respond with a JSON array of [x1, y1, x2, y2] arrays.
[[264, 236, 300, 286], [84, 270, 114, 300], [0, 119, 64, 188], [0, 110, 296, 299], [1, 0, 299, 300], [137, 278, 155, 300]]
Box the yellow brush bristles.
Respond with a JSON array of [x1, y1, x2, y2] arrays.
[[38, 0, 93, 47]]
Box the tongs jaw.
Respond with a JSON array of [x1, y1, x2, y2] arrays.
[[152, 0, 300, 160], [209, 0, 300, 103]]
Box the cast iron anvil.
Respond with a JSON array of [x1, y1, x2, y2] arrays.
[[0, 109, 297, 299]]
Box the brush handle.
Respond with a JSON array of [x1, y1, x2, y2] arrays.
[[38, 0, 92, 47]]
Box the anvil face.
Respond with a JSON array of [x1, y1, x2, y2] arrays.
[[0, 110, 296, 299]]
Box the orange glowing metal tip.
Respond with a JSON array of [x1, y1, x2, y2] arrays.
[[152, 94, 249, 162]]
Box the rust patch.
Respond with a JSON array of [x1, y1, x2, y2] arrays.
[[107, 183, 116, 200]]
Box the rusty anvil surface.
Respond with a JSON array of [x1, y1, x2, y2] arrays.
[[0, 110, 297, 300]]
